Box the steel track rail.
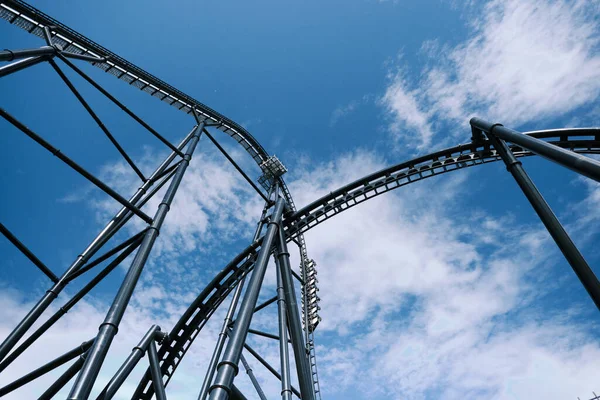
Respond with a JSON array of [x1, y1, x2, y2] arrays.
[[133, 131, 600, 398], [286, 129, 600, 236], [0, 0, 269, 167]]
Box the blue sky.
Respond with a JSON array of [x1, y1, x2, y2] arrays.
[[1, 0, 600, 399]]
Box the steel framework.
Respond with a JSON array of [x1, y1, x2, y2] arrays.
[[1, 1, 600, 399]]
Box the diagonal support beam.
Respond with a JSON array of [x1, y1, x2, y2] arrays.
[[0, 236, 142, 373], [49, 59, 147, 182], [0, 222, 58, 283], [204, 129, 270, 203], [56, 53, 184, 157], [0, 107, 153, 224], [479, 123, 600, 311], [243, 344, 302, 399]]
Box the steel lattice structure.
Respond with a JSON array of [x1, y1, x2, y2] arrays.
[[1, 1, 600, 399]]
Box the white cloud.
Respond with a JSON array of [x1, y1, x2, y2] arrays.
[[382, 0, 600, 149]]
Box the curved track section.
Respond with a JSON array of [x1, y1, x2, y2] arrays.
[[286, 129, 600, 236], [133, 129, 600, 397], [0, 0, 270, 166]]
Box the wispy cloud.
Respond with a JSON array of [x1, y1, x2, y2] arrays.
[[382, 0, 600, 149]]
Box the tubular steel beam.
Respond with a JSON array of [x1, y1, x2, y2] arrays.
[[243, 344, 302, 399], [254, 296, 277, 313], [276, 228, 315, 400], [68, 122, 205, 399], [0, 45, 55, 61], [484, 132, 600, 311], [38, 355, 86, 400], [148, 340, 167, 400], [471, 118, 600, 183], [239, 354, 267, 400], [247, 329, 282, 342], [56, 53, 184, 157], [0, 339, 92, 396], [0, 124, 194, 366], [0, 54, 49, 78], [204, 129, 270, 203], [64, 230, 146, 283], [97, 325, 163, 400], [49, 59, 147, 182], [0, 236, 141, 373], [0, 222, 58, 283], [197, 191, 273, 400], [0, 107, 153, 223], [208, 195, 286, 400], [276, 262, 293, 400], [61, 51, 105, 63]]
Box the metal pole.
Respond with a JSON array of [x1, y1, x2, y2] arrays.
[[485, 132, 600, 311], [0, 339, 92, 396], [57, 53, 184, 157], [38, 355, 86, 400], [148, 340, 168, 400], [0, 126, 194, 365], [208, 195, 286, 400], [0, 46, 55, 61], [0, 235, 141, 373], [68, 122, 205, 399], [275, 259, 292, 400], [0, 222, 58, 282], [203, 129, 270, 202], [197, 187, 274, 400], [243, 344, 302, 398], [0, 108, 153, 223], [97, 325, 163, 400], [471, 118, 600, 183], [239, 354, 267, 400], [276, 228, 315, 400], [0, 55, 49, 78]]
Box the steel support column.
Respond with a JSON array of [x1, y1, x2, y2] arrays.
[[275, 228, 315, 400], [68, 121, 205, 399], [275, 259, 292, 400], [483, 129, 600, 311], [208, 195, 286, 400], [197, 187, 274, 400]]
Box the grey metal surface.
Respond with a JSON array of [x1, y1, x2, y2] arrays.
[[208, 196, 286, 400]]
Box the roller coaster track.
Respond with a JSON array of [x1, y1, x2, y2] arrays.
[[133, 130, 600, 398], [0, 0, 270, 166], [2, 1, 600, 398]]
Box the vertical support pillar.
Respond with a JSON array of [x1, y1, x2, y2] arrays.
[[485, 129, 600, 311], [275, 228, 315, 400], [68, 122, 205, 399], [198, 187, 273, 400], [208, 195, 286, 400], [275, 258, 292, 400]]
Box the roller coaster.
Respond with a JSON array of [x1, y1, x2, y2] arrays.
[[1, 1, 599, 399]]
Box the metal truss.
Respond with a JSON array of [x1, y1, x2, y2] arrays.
[[2, 1, 600, 399]]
